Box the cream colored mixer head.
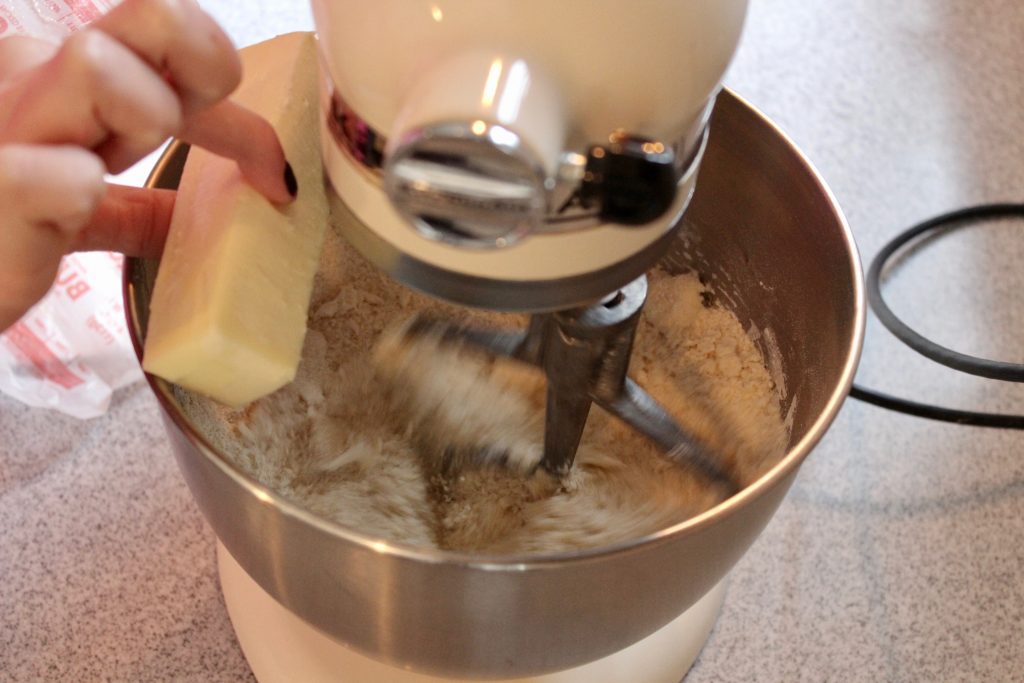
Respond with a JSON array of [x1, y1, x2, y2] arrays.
[[311, 0, 749, 311]]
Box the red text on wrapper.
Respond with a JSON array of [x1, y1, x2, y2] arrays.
[[55, 257, 92, 302]]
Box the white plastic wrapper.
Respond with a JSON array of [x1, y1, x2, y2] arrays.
[[0, 253, 143, 418], [0, 0, 145, 418]]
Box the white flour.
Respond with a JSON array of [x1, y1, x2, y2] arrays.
[[177, 211, 790, 555]]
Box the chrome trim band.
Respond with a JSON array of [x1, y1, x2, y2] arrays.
[[325, 82, 709, 236]]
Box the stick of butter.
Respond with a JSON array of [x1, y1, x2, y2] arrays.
[[143, 32, 328, 407]]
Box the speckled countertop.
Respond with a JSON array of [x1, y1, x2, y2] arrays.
[[3, 1, 1024, 681]]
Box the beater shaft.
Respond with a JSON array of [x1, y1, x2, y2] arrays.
[[399, 276, 738, 491]]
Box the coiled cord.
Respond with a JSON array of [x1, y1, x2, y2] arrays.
[[849, 203, 1024, 429]]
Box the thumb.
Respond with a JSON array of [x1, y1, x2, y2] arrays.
[[70, 183, 176, 257]]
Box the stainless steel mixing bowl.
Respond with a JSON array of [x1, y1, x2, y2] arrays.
[[124, 89, 864, 679]]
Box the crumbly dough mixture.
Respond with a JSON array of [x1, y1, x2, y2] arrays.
[[177, 212, 790, 555]]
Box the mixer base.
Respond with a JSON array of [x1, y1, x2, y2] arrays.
[[217, 542, 725, 683]]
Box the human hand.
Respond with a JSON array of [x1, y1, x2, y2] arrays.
[[0, 0, 296, 332]]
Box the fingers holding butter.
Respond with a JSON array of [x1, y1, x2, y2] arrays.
[[0, 0, 297, 332], [0, 0, 292, 195], [93, 0, 243, 114], [1, 28, 185, 172], [89, 0, 294, 200], [0, 144, 107, 331]]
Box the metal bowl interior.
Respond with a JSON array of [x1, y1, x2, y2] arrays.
[[124, 89, 863, 679]]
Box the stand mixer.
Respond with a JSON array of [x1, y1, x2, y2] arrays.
[[313, 0, 748, 486], [126, 1, 864, 680]]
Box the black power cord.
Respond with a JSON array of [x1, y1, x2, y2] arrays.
[[849, 203, 1024, 429]]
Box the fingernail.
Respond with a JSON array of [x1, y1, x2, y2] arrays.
[[284, 162, 298, 197]]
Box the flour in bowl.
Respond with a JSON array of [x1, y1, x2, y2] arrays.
[[175, 210, 790, 555]]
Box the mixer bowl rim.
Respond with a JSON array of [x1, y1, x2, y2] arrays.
[[124, 87, 865, 571]]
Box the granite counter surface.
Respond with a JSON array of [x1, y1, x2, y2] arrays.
[[3, 1, 1024, 681]]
